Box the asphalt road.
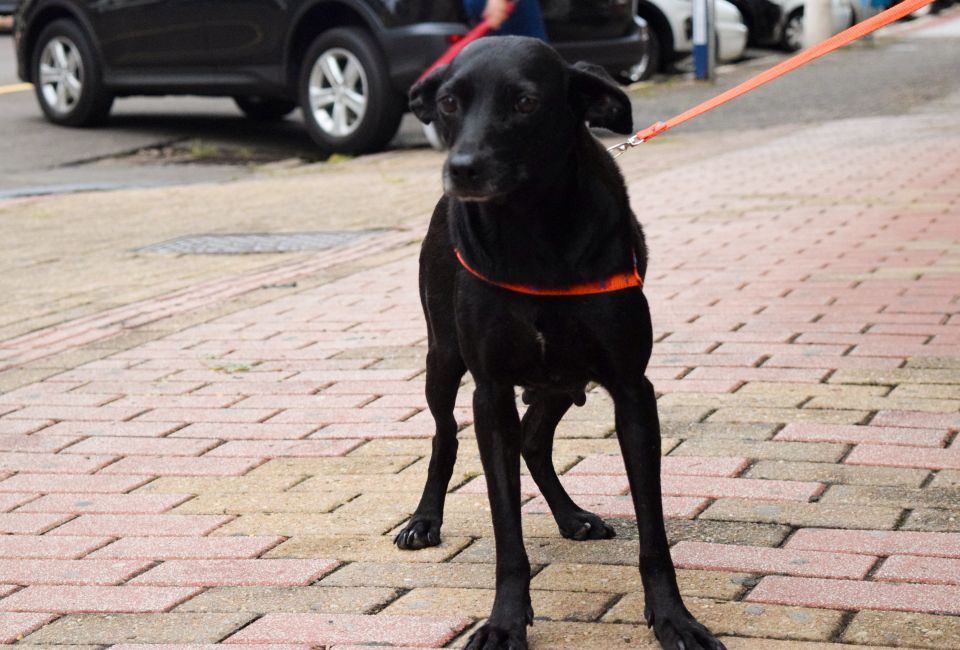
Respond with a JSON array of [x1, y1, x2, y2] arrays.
[[1, 9, 958, 198]]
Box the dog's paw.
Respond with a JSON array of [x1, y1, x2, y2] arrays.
[[464, 623, 528, 650], [558, 510, 616, 541], [393, 516, 442, 550], [645, 605, 726, 650]]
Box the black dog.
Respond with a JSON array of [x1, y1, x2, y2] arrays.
[[394, 36, 724, 650]]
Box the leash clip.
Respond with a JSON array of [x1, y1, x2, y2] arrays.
[[606, 134, 644, 159], [607, 121, 669, 158]]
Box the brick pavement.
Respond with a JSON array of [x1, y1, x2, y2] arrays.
[[2, 23, 960, 650]]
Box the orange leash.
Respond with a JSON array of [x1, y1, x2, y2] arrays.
[[610, 0, 935, 155]]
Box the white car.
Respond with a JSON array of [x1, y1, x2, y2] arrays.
[[635, 0, 749, 77], [772, 0, 854, 50]]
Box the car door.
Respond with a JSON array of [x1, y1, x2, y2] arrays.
[[203, 0, 288, 68], [542, 0, 637, 41], [88, 0, 207, 69]]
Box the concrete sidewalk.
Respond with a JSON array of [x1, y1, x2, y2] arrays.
[[2, 18, 960, 650]]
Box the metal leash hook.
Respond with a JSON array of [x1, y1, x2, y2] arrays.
[[606, 134, 644, 159], [606, 122, 667, 159]]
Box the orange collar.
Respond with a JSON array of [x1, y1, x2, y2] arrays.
[[454, 248, 643, 296]]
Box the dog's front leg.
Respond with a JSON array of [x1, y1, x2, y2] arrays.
[[395, 347, 466, 550], [613, 378, 726, 650], [466, 381, 532, 650]]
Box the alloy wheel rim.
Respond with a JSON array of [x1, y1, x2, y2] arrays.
[[39, 36, 83, 115], [785, 16, 804, 50], [308, 47, 368, 137], [625, 50, 652, 83]]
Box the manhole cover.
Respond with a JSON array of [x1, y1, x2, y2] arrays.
[[136, 230, 386, 254]]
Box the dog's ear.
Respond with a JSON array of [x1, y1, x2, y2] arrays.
[[409, 65, 447, 125], [567, 61, 633, 134]]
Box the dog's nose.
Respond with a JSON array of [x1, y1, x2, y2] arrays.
[[447, 153, 480, 184]]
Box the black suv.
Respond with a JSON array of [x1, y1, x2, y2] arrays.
[[14, 0, 648, 154]]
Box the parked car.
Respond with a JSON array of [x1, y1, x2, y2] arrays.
[[725, 0, 783, 44], [635, 0, 748, 76], [770, 0, 854, 50], [13, 0, 649, 155]]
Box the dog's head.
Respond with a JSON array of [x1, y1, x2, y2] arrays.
[[409, 36, 633, 202]]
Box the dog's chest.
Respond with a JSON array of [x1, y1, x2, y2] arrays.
[[459, 298, 600, 387]]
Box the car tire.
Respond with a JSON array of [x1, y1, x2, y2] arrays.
[[31, 19, 114, 127], [781, 9, 804, 52], [234, 96, 298, 121], [617, 27, 660, 83], [298, 27, 405, 155]]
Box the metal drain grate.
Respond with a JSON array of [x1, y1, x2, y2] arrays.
[[136, 230, 386, 255]]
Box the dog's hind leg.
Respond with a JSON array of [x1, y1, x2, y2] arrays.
[[522, 392, 616, 541], [394, 345, 466, 550], [613, 378, 725, 650]]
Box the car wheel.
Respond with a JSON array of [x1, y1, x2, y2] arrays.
[[618, 27, 661, 83], [234, 96, 297, 121], [32, 19, 113, 127], [782, 10, 804, 52], [298, 27, 404, 155]]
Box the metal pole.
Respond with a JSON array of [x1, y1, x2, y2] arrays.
[[805, 0, 833, 48], [693, 0, 717, 81]]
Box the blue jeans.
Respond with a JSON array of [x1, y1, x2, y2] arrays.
[[463, 0, 548, 41]]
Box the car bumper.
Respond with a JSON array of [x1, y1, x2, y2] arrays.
[[552, 18, 651, 75], [380, 22, 467, 94], [718, 21, 748, 61], [381, 18, 650, 97]]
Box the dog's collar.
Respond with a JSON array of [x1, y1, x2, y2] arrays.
[[454, 248, 643, 296]]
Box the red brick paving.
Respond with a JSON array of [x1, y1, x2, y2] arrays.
[[0, 535, 111, 559], [0, 452, 117, 473], [204, 439, 363, 457], [0, 559, 152, 585], [16, 493, 191, 514], [224, 613, 471, 646], [62, 436, 221, 456], [0, 512, 72, 534], [99, 456, 265, 476], [127, 559, 339, 587], [775, 423, 950, 447], [747, 575, 960, 615], [0, 612, 55, 643], [114, 646, 311, 650], [845, 444, 960, 470], [88, 535, 284, 560], [0, 433, 82, 452], [33, 420, 187, 438], [874, 555, 960, 585], [48, 514, 233, 537], [0, 492, 37, 511], [0, 585, 201, 613], [0, 473, 152, 493], [523, 494, 710, 519], [870, 410, 960, 429], [785, 528, 960, 558], [671, 541, 877, 579]]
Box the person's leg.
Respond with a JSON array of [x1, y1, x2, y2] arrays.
[[498, 0, 548, 40], [464, 0, 548, 40]]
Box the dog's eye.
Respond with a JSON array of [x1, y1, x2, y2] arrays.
[[438, 95, 458, 114], [515, 96, 539, 114]]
